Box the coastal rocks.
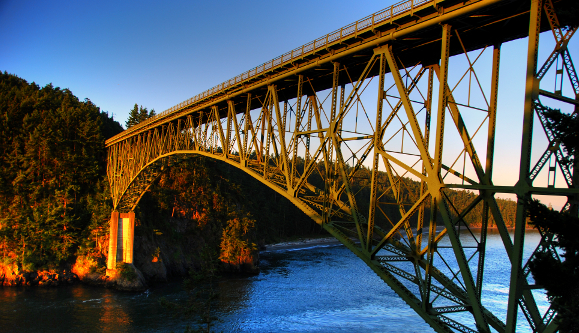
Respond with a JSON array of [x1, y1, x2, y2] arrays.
[[220, 253, 260, 275], [0, 263, 19, 286], [105, 264, 147, 291], [72, 256, 147, 291], [72, 256, 108, 286], [138, 258, 168, 282], [35, 271, 78, 286], [0, 263, 78, 287], [132, 232, 197, 281], [220, 261, 260, 275]]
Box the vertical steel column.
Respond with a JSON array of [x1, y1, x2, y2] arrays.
[[325, 63, 340, 224], [305, 97, 313, 166], [332, 130, 365, 249], [338, 84, 345, 132], [259, 99, 267, 164], [426, 23, 452, 314], [291, 75, 304, 192], [434, 24, 451, 174], [270, 85, 292, 190], [263, 96, 273, 178], [228, 100, 244, 163], [226, 102, 233, 157], [213, 106, 227, 155], [243, 94, 251, 164], [367, 52, 386, 252], [416, 67, 434, 252], [477, 44, 501, 297], [334, 84, 346, 194], [202, 110, 209, 151], [329, 62, 340, 161], [506, 0, 542, 331], [326, 64, 340, 221], [310, 95, 331, 224], [283, 101, 288, 137]]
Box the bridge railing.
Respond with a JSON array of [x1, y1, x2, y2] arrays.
[[111, 0, 434, 143]]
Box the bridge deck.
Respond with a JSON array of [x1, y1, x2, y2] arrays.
[[104, 0, 579, 331], [105, 0, 542, 147]]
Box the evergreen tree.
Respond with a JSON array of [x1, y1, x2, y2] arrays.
[[528, 200, 579, 332], [0, 72, 123, 270], [528, 108, 579, 332], [542, 108, 578, 166], [125, 103, 156, 128], [138, 105, 155, 122], [99, 110, 124, 140], [126, 104, 140, 128]]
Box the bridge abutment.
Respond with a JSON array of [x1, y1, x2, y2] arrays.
[[107, 211, 135, 270]]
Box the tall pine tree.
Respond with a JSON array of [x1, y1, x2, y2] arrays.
[[125, 103, 155, 128]]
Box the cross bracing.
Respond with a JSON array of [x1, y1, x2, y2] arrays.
[[105, 0, 579, 332]]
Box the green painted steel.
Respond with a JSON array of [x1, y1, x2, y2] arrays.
[[105, 0, 579, 331]]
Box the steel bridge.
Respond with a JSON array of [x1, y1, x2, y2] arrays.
[[105, 0, 578, 331]]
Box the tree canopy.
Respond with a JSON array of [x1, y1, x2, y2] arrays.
[[528, 107, 579, 332], [125, 104, 156, 128], [528, 199, 579, 332], [0, 72, 123, 270], [542, 108, 578, 166]]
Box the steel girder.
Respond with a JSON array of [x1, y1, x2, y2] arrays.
[[105, 0, 579, 332]]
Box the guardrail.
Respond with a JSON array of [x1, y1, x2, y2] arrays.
[[116, 0, 433, 139]]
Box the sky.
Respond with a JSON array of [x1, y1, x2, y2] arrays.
[[0, 0, 398, 121], [1, 0, 577, 209]]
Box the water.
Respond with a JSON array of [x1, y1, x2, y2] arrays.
[[0, 230, 548, 332]]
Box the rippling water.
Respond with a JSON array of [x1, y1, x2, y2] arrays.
[[0, 229, 547, 332]]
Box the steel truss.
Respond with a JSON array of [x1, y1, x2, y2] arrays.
[[106, 0, 578, 332]]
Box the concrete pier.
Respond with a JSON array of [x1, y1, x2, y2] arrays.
[[107, 211, 135, 270]]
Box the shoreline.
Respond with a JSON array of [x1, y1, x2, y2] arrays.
[[262, 237, 344, 252], [261, 225, 540, 252]]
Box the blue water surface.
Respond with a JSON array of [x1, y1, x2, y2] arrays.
[[0, 229, 547, 332]]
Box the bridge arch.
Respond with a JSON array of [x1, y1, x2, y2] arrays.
[[104, 0, 579, 331], [116, 150, 323, 223]]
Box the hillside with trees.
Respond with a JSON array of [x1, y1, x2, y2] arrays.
[[0, 71, 519, 288], [0, 72, 122, 277]]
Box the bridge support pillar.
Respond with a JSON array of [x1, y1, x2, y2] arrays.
[[106, 211, 135, 270]]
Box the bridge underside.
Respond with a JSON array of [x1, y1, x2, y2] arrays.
[[105, 0, 578, 332]]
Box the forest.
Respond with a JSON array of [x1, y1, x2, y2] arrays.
[[0, 72, 518, 282]]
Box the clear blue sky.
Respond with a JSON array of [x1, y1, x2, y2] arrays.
[[1, 0, 395, 122], [1, 0, 577, 208]]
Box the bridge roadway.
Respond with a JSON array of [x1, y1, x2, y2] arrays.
[[105, 0, 579, 332]]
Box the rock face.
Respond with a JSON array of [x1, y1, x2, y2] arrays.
[[72, 256, 147, 291], [104, 265, 147, 291], [220, 253, 260, 275], [138, 258, 168, 282], [71, 256, 108, 287], [131, 217, 214, 281], [0, 210, 260, 291]]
